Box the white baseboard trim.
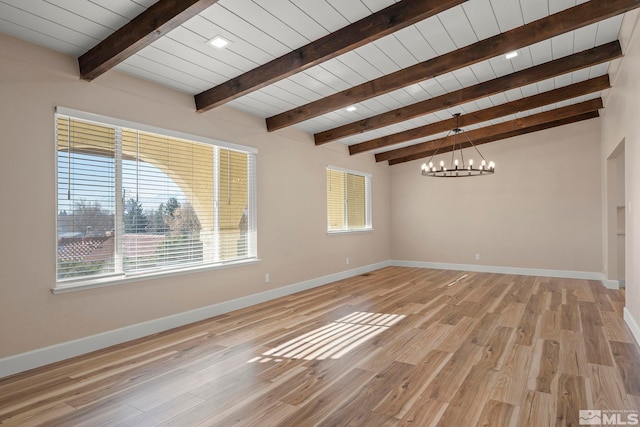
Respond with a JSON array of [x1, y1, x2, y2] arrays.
[[601, 279, 621, 290], [390, 260, 605, 281], [0, 261, 391, 379], [624, 307, 640, 347]]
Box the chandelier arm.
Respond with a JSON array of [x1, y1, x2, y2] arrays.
[[460, 130, 488, 163], [425, 128, 453, 169], [450, 140, 455, 167]]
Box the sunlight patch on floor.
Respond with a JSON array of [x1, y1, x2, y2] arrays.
[[248, 312, 406, 363]]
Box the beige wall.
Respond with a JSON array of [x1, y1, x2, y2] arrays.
[[389, 119, 603, 273], [3, 19, 638, 364], [0, 34, 390, 359], [601, 10, 640, 330]]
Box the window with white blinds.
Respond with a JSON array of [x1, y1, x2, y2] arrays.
[[326, 167, 372, 233], [55, 108, 257, 288]]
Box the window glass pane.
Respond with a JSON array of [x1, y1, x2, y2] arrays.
[[347, 173, 366, 228], [57, 118, 116, 279], [219, 149, 248, 260], [327, 169, 346, 231], [56, 110, 257, 287], [121, 130, 213, 273], [326, 167, 371, 232]]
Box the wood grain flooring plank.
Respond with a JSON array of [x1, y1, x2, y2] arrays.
[[356, 326, 422, 373], [394, 323, 453, 365], [421, 341, 483, 403], [540, 310, 562, 341], [39, 397, 142, 427], [588, 280, 615, 312], [497, 302, 527, 330], [279, 359, 363, 406], [556, 374, 589, 427], [627, 394, 640, 411], [560, 302, 581, 332], [515, 310, 540, 346], [475, 399, 516, 427], [558, 330, 590, 377], [489, 344, 533, 406], [202, 367, 306, 427], [435, 365, 496, 426], [573, 279, 596, 302], [589, 364, 632, 411], [601, 310, 636, 343], [375, 350, 451, 419], [533, 339, 560, 394], [436, 317, 480, 353], [476, 326, 514, 370], [273, 368, 375, 427], [581, 325, 614, 367], [0, 401, 76, 427], [467, 312, 502, 346], [610, 341, 640, 396], [318, 362, 416, 426], [399, 398, 448, 427], [517, 390, 556, 427], [579, 301, 605, 327], [109, 393, 204, 427]]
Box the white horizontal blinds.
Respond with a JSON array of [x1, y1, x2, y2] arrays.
[[56, 109, 257, 285], [121, 129, 214, 273], [347, 173, 366, 228], [218, 148, 250, 260], [326, 167, 371, 232], [327, 168, 346, 231], [56, 117, 116, 279]]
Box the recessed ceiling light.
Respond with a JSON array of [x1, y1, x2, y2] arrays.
[[505, 51, 518, 60], [208, 36, 230, 49], [346, 106, 357, 112]]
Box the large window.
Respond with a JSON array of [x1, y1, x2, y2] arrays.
[[55, 108, 256, 289], [326, 166, 372, 233]]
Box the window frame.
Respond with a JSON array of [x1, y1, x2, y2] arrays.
[[326, 165, 372, 234], [53, 107, 258, 293]]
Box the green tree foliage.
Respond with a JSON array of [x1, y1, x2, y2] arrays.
[[124, 198, 149, 233]]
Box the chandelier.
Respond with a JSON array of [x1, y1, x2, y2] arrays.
[[421, 113, 495, 178]]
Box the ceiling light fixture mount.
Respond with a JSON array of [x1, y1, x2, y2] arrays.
[[421, 113, 495, 178], [208, 35, 230, 49]]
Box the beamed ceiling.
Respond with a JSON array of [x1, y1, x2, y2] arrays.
[[1, 0, 639, 165]]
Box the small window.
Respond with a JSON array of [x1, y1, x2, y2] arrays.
[[55, 108, 257, 289], [326, 166, 372, 233]]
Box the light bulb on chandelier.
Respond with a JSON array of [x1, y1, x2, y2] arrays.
[[421, 113, 495, 178]]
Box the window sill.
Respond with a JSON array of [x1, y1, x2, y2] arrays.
[[52, 258, 261, 294], [327, 228, 374, 235]]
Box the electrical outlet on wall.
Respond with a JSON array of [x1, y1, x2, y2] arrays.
[[265, 273, 270, 284], [346, 257, 350, 265], [475, 253, 480, 261]]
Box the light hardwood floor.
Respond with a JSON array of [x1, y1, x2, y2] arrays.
[[1, 267, 639, 426]]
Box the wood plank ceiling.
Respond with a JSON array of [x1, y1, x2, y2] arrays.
[[1, 0, 638, 165]]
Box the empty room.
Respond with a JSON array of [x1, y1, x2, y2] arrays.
[[1, 0, 640, 426]]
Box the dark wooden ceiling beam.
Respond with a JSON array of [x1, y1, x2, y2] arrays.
[[376, 98, 603, 162], [79, 0, 220, 81], [388, 111, 600, 165], [349, 74, 610, 155], [194, 0, 467, 112], [317, 41, 621, 144], [267, 0, 639, 132]]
